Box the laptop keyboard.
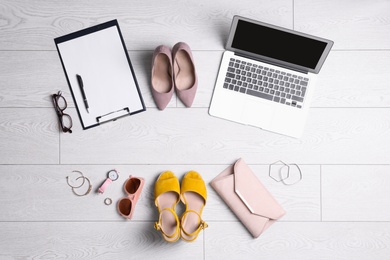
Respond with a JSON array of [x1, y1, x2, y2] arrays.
[[223, 58, 309, 109]]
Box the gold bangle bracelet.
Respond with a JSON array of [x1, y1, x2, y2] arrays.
[[66, 170, 85, 188], [66, 171, 92, 196], [71, 177, 92, 196]]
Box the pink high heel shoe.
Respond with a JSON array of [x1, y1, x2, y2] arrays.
[[151, 45, 174, 110], [117, 176, 145, 219], [172, 42, 198, 107]]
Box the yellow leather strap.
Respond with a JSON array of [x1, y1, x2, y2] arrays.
[[180, 210, 208, 241], [154, 208, 180, 239]]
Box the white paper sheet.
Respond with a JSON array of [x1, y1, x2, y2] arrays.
[[56, 21, 145, 128]]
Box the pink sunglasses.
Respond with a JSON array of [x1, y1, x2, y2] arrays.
[[117, 176, 145, 219]]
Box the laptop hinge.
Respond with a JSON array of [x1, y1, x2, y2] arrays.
[[235, 52, 309, 74]]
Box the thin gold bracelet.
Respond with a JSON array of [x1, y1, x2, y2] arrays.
[[66, 171, 92, 196]]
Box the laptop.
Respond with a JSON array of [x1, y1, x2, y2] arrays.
[[209, 16, 333, 138]]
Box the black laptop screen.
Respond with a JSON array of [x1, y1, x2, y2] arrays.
[[231, 20, 328, 69]]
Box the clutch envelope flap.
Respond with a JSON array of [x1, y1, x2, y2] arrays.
[[234, 158, 285, 219]]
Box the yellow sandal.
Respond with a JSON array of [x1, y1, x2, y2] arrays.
[[180, 171, 208, 242], [154, 171, 181, 242]]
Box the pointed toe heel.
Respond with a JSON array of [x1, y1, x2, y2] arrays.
[[172, 42, 198, 107], [151, 45, 174, 110]]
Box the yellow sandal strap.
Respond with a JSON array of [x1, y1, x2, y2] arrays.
[[181, 210, 208, 239], [154, 208, 180, 239]]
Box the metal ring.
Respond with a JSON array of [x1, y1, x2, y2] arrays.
[[71, 177, 92, 197], [104, 198, 112, 205], [280, 164, 302, 186], [66, 170, 85, 188], [269, 160, 290, 182], [269, 161, 303, 186]]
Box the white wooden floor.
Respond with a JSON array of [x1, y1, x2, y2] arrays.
[[1, 0, 390, 259]]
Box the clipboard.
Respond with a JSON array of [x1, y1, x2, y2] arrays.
[[54, 20, 146, 129]]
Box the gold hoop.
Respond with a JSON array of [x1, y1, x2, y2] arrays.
[[66, 171, 92, 196], [66, 170, 85, 188], [71, 177, 92, 197]]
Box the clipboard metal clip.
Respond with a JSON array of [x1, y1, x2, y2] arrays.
[[96, 107, 130, 123]]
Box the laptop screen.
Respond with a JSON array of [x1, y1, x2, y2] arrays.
[[227, 16, 333, 73]]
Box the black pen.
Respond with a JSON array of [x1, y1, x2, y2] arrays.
[[76, 74, 89, 113]]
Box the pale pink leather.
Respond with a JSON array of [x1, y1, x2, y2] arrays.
[[98, 178, 112, 194], [172, 42, 198, 107], [210, 158, 285, 238], [151, 45, 174, 110], [117, 176, 145, 220]]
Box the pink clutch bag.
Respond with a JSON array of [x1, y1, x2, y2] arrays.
[[210, 158, 285, 238]]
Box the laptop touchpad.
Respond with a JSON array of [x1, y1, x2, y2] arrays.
[[241, 100, 274, 128]]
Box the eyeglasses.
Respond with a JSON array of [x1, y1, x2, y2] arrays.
[[52, 91, 73, 133], [117, 176, 145, 219]]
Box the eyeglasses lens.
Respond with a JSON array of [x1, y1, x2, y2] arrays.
[[56, 95, 67, 110], [61, 114, 72, 130]]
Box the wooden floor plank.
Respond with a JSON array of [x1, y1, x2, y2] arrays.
[[0, 222, 203, 260], [3, 50, 390, 109], [0, 0, 292, 51], [315, 50, 390, 107], [206, 222, 390, 259], [0, 164, 320, 222], [295, 0, 390, 50], [60, 107, 390, 165], [1, 0, 390, 258], [322, 165, 390, 221], [0, 50, 221, 109], [0, 108, 59, 164]]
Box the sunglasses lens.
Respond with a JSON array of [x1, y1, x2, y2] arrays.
[[125, 178, 141, 194], [118, 198, 132, 216]]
